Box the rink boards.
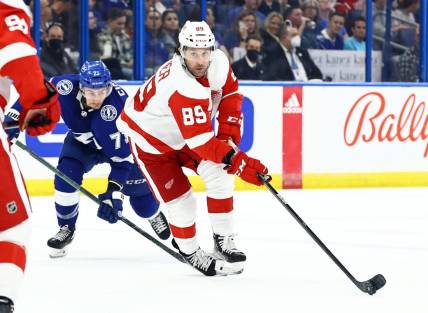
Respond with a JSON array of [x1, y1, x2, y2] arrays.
[[12, 81, 428, 195]]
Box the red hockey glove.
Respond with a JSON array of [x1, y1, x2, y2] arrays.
[[19, 80, 60, 136], [226, 150, 268, 186], [217, 114, 242, 145]]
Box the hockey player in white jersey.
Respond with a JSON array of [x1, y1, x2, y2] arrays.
[[0, 1, 61, 311], [117, 21, 268, 276]]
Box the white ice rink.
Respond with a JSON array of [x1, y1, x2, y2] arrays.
[[15, 187, 428, 313]]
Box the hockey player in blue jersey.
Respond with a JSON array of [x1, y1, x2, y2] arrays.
[[5, 60, 171, 258]]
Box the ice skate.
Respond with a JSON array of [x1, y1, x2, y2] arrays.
[[172, 239, 243, 276], [0, 296, 14, 313], [148, 211, 171, 240], [213, 233, 246, 272], [47, 225, 75, 258]]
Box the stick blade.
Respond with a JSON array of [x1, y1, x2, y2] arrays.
[[370, 274, 386, 291], [359, 274, 386, 295]]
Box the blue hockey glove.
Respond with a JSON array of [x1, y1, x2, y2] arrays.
[[97, 181, 124, 224], [4, 108, 21, 142]]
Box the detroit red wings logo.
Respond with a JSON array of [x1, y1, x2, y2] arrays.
[[211, 90, 222, 108]]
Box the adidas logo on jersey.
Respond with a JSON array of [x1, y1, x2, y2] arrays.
[[283, 93, 302, 114]]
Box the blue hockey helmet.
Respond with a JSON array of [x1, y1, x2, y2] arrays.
[[79, 60, 111, 89]]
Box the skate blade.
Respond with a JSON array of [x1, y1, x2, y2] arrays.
[[49, 247, 68, 258], [215, 260, 244, 276], [212, 251, 245, 275]]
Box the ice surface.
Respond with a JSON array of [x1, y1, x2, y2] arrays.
[[15, 187, 428, 313]]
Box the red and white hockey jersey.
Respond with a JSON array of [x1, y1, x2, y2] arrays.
[[117, 49, 243, 163], [0, 0, 38, 230], [0, 0, 47, 111]]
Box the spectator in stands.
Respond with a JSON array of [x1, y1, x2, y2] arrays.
[[263, 25, 322, 81], [278, 0, 291, 14], [283, 6, 304, 33], [318, 0, 335, 24], [232, 34, 265, 80], [29, 0, 53, 44], [41, 0, 53, 32], [316, 12, 345, 49], [40, 22, 77, 77], [284, 5, 321, 49], [260, 12, 283, 56], [392, 0, 419, 48], [301, 0, 325, 48], [51, 0, 77, 49], [224, 10, 261, 62], [97, 8, 134, 79], [143, 7, 169, 77], [334, 0, 361, 16], [372, 0, 387, 50], [259, 0, 281, 16], [398, 24, 420, 82], [98, 0, 131, 19], [89, 10, 102, 60], [393, 0, 419, 27], [205, 5, 232, 62], [51, 0, 71, 27], [89, 0, 105, 32], [160, 9, 180, 57], [145, 0, 167, 15], [228, 0, 266, 24], [344, 16, 366, 50]]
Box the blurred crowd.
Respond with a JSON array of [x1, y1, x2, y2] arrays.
[[33, 0, 421, 82]]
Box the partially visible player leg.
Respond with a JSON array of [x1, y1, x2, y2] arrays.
[[131, 146, 234, 276], [0, 126, 31, 311], [47, 157, 84, 258], [129, 194, 170, 240], [124, 165, 170, 240], [0, 221, 30, 313], [198, 160, 246, 270]]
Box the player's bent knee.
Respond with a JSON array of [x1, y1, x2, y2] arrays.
[[129, 193, 159, 219]]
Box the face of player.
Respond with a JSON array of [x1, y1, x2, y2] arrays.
[[82, 87, 109, 109], [183, 47, 212, 78]]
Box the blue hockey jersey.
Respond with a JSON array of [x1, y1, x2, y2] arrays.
[[50, 74, 133, 185]]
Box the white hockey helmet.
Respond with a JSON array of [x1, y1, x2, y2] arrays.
[[178, 20, 216, 51]]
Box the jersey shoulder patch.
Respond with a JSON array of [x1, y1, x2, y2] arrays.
[[100, 104, 118, 122], [51, 74, 79, 95], [55, 79, 74, 95]]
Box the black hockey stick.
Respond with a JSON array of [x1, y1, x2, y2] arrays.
[[13, 139, 186, 263], [257, 173, 386, 295]]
